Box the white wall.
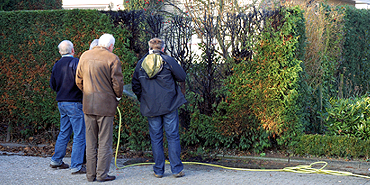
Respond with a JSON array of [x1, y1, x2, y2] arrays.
[[62, 0, 124, 10], [355, 3, 370, 9]]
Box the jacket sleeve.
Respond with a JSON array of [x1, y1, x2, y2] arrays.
[[111, 57, 124, 98], [165, 56, 186, 82], [131, 63, 142, 101], [49, 66, 57, 92], [75, 60, 83, 91]]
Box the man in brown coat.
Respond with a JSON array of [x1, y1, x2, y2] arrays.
[[76, 33, 124, 182]]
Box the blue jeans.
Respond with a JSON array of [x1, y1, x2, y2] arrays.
[[148, 110, 183, 175], [51, 102, 86, 172]]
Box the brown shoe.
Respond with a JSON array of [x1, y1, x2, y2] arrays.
[[173, 171, 185, 178], [97, 175, 116, 182], [87, 177, 96, 182], [50, 162, 69, 169], [87, 178, 96, 182], [72, 165, 86, 175], [153, 173, 163, 178]]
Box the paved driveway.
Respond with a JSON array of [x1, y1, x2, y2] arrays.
[[1, 155, 370, 185]]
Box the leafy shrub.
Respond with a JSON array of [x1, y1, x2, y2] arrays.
[[227, 6, 305, 148], [325, 96, 370, 140], [115, 97, 150, 151]]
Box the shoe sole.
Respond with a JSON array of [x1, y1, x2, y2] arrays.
[[97, 179, 115, 182], [97, 176, 116, 182], [154, 174, 163, 178], [50, 165, 69, 169], [173, 171, 185, 178], [72, 172, 86, 175], [72, 167, 86, 174], [50, 163, 69, 169]]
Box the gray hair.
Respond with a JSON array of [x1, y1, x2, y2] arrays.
[[148, 38, 165, 50], [98, 34, 115, 48], [58, 40, 73, 55], [89, 39, 99, 50]]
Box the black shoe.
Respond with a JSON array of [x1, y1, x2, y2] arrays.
[[50, 162, 69, 169], [97, 175, 116, 182], [72, 166, 86, 175]]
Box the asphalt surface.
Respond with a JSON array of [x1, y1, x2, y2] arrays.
[[1, 154, 370, 185]]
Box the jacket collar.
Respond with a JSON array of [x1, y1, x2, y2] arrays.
[[92, 46, 110, 51], [62, 54, 73, 58], [149, 49, 164, 55]]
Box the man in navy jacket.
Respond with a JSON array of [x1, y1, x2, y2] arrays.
[[132, 38, 186, 178], [49, 40, 86, 174]]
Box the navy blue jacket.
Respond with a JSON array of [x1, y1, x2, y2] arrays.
[[50, 56, 82, 102], [132, 50, 186, 117]]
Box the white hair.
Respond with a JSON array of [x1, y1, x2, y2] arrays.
[[58, 40, 73, 55], [98, 34, 115, 48], [89, 39, 99, 50]]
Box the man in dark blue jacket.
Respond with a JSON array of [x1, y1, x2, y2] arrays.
[[49, 40, 86, 174], [132, 38, 186, 178]]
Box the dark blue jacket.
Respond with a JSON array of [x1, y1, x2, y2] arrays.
[[50, 56, 82, 102], [132, 50, 186, 117]]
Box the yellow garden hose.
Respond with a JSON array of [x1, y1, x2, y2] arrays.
[[114, 108, 370, 179]]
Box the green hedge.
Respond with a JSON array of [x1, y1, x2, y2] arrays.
[[340, 5, 370, 98], [0, 0, 62, 11], [0, 9, 144, 144], [295, 134, 370, 159]]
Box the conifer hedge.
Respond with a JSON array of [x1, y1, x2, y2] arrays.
[[0, 9, 141, 143], [0, 0, 62, 11]]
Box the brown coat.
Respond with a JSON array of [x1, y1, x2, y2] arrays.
[[76, 46, 124, 116]]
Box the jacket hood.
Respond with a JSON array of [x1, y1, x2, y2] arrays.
[[141, 52, 163, 79]]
